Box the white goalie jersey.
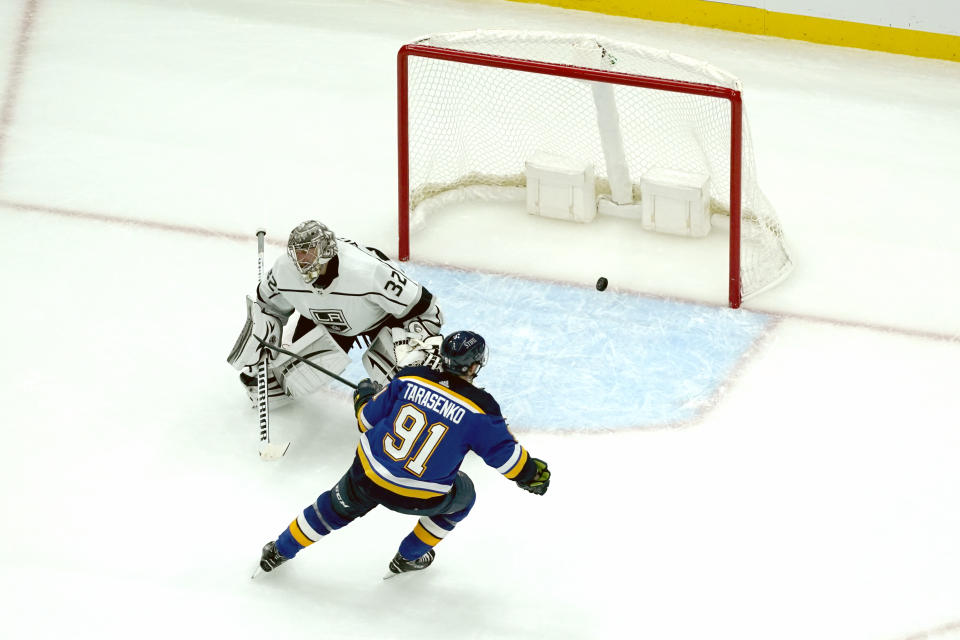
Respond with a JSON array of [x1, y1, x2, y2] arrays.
[[258, 238, 439, 338]]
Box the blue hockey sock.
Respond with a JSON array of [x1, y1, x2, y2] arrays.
[[276, 490, 352, 559], [398, 514, 457, 560]]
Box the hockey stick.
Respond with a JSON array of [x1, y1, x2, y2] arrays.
[[254, 336, 358, 390], [255, 229, 290, 461]]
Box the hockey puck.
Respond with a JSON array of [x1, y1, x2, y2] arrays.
[[596, 277, 608, 291]]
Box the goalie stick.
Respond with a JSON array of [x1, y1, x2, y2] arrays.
[[254, 229, 290, 461]]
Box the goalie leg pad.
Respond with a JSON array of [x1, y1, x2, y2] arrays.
[[239, 370, 292, 409], [272, 324, 352, 398]]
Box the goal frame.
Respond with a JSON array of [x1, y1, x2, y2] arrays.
[[397, 42, 746, 308]]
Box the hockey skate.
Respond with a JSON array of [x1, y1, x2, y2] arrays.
[[258, 541, 289, 573], [385, 549, 435, 579]]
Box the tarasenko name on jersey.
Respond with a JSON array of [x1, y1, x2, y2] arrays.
[[401, 383, 466, 424]]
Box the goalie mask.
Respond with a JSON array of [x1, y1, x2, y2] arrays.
[[287, 220, 337, 283], [440, 331, 489, 376]]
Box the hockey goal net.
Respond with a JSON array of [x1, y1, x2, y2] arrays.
[[397, 30, 792, 307]]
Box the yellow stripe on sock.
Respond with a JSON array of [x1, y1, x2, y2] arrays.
[[414, 522, 443, 546], [289, 519, 314, 548]]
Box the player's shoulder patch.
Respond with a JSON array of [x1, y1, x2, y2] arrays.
[[448, 378, 501, 416], [468, 386, 502, 416]]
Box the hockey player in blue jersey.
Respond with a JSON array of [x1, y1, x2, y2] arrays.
[[255, 330, 551, 577]]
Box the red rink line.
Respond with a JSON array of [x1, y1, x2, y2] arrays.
[[0, 3, 955, 346], [3, 195, 958, 344], [0, 198, 281, 245], [0, 0, 38, 177], [899, 619, 960, 640], [0, 0, 278, 249]]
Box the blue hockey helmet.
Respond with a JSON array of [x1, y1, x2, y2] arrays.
[[440, 331, 489, 376]]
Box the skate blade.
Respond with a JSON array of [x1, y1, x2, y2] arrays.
[[251, 564, 264, 580]]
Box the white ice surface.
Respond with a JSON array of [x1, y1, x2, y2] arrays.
[[1, 1, 959, 639]]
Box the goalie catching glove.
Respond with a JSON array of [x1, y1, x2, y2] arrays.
[[393, 321, 444, 371], [515, 458, 551, 495]]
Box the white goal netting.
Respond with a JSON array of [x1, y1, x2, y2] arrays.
[[402, 30, 793, 302]]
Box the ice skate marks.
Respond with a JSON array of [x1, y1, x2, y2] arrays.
[[339, 264, 771, 431]]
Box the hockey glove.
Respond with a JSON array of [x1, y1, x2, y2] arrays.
[[422, 347, 443, 372], [516, 458, 550, 496], [353, 378, 383, 415], [393, 323, 444, 371]]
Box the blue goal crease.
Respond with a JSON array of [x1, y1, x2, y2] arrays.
[[340, 264, 772, 432]]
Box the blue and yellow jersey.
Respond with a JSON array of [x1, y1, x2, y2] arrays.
[[356, 366, 529, 501]]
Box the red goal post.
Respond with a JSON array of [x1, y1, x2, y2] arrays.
[[396, 31, 792, 308]]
